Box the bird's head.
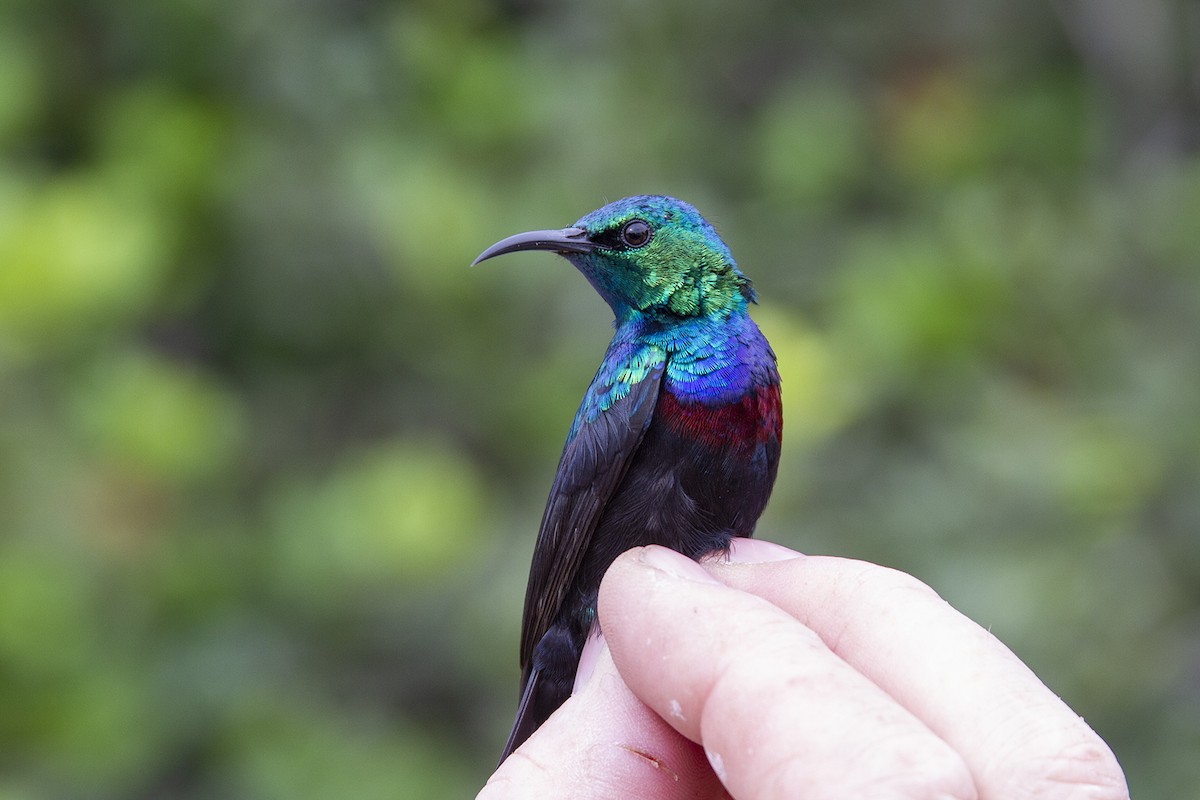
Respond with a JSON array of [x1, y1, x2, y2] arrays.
[[473, 195, 755, 321]]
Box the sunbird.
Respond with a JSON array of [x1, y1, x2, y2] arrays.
[[474, 195, 782, 763]]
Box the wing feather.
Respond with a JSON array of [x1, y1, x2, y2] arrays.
[[517, 364, 665, 672]]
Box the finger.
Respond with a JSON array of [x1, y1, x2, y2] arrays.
[[478, 636, 730, 800], [573, 627, 604, 692], [709, 543, 1130, 800], [599, 546, 977, 800]]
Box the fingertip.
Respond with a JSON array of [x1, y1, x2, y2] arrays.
[[573, 628, 606, 693], [600, 546, 724, 624], [724, 538, 805, 564], [638, 545, 723, 583]]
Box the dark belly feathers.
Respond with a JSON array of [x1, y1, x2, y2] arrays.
[[564, 382, 782, 634]]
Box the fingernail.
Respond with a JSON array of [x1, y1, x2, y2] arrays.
[[726, 538, 805, 564], [572, 628, 606, 693], [639, 545, 721, 583]]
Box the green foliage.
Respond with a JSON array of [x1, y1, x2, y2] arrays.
[[0, 1, 1197, 797], [69, 350, 244, 481], [267, 441, 487, 593]]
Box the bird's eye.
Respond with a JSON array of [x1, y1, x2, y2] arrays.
[[620, 220, 652, 248]]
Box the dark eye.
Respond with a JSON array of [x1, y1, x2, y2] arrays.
[[620, 219, 652, 248]]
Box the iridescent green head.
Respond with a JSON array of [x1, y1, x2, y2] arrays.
[[473, 195, 755, 321]]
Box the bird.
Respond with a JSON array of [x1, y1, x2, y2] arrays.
[[473, 195, 782, 764]]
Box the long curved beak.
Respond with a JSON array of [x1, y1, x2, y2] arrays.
[[471, 227, 594, 266]]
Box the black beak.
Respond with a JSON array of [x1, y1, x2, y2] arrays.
[[471, 227, 595, 266]]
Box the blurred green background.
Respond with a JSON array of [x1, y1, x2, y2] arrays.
[[0, 0, 1197, 797]]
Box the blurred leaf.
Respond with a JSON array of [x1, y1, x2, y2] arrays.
[[0, 29, 40, 144], [225, 707, 473, 800], [68, 349, 244, 482], [34, 664, 163, 790], [0, 546, 95, 680], [756, 78, 869, 206], [352, 141, 492, 298], [268, 440, 488, 592], [884, 68, 988, 184], [0, 176, 171, 357], [754, 307, 857, 449], [831, 224, 1010, 392], [96, 83, 229, 206]]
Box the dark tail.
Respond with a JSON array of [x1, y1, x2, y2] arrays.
[[498, 626, 580, 765], [498, 664, 573, 765]]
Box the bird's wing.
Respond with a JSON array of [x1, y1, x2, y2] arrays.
[[517, 362, 665, 671]]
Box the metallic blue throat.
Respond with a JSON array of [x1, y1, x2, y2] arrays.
[[566, 308, 778, 442]]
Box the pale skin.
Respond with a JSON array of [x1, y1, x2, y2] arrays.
[[478, 539, 1130, 800]]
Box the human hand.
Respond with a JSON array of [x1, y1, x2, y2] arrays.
[[478, 541, 1130, 799]]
